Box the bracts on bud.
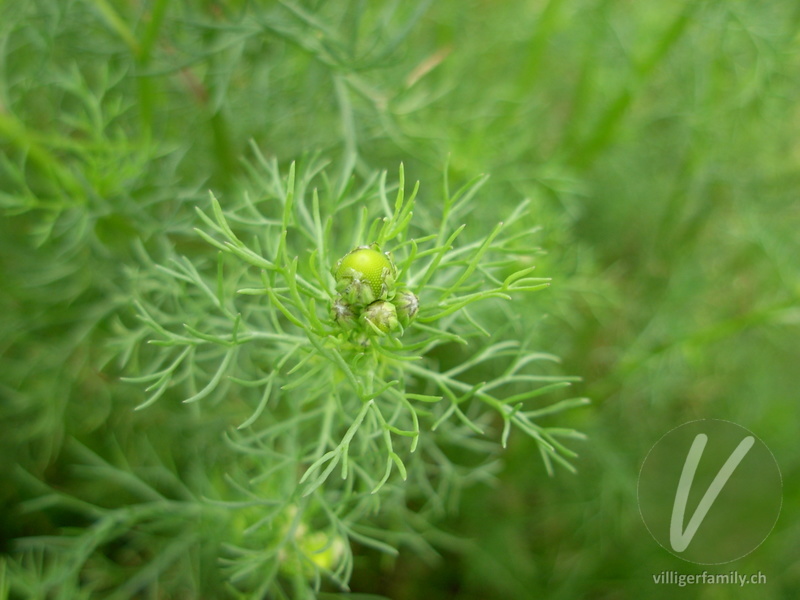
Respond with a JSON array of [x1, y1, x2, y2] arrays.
[[393, 289, 419, 327], [361, 300, 399, 334], [330, 243, 418, 342], [333, 244, 396, 307]]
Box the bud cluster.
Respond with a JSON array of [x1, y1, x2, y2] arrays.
[[331, 243, 419, 340]]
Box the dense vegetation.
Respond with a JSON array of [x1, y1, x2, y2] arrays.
[[2, 1, 799, 598]]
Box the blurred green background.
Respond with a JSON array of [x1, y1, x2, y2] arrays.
[[2, 0, 800, 598]]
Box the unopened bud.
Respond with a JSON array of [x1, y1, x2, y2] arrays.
[[331, 296, 358, 330], [393, 289, 419, 327], [333, 245, 397, 307], [361, 300, 399, 334]]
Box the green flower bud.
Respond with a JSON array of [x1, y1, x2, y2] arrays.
[[331, 296, 358, 330], [278, 506, 346, 579], [393, 289, 419, 327], [334, 245, 397, 307], [360, 300, 399, 334], [337, 275, 377, 307]]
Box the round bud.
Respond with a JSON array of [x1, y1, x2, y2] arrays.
[[393, 289, 419, 327], [331, 296, 358, 330], [334, 245, 396, 306], [360, 300, 399, 334]]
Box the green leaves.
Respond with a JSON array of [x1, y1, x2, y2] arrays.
[[120, 154, 585, 593]]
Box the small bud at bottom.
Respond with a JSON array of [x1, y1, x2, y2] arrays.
[[361, 300, 399, 334]]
